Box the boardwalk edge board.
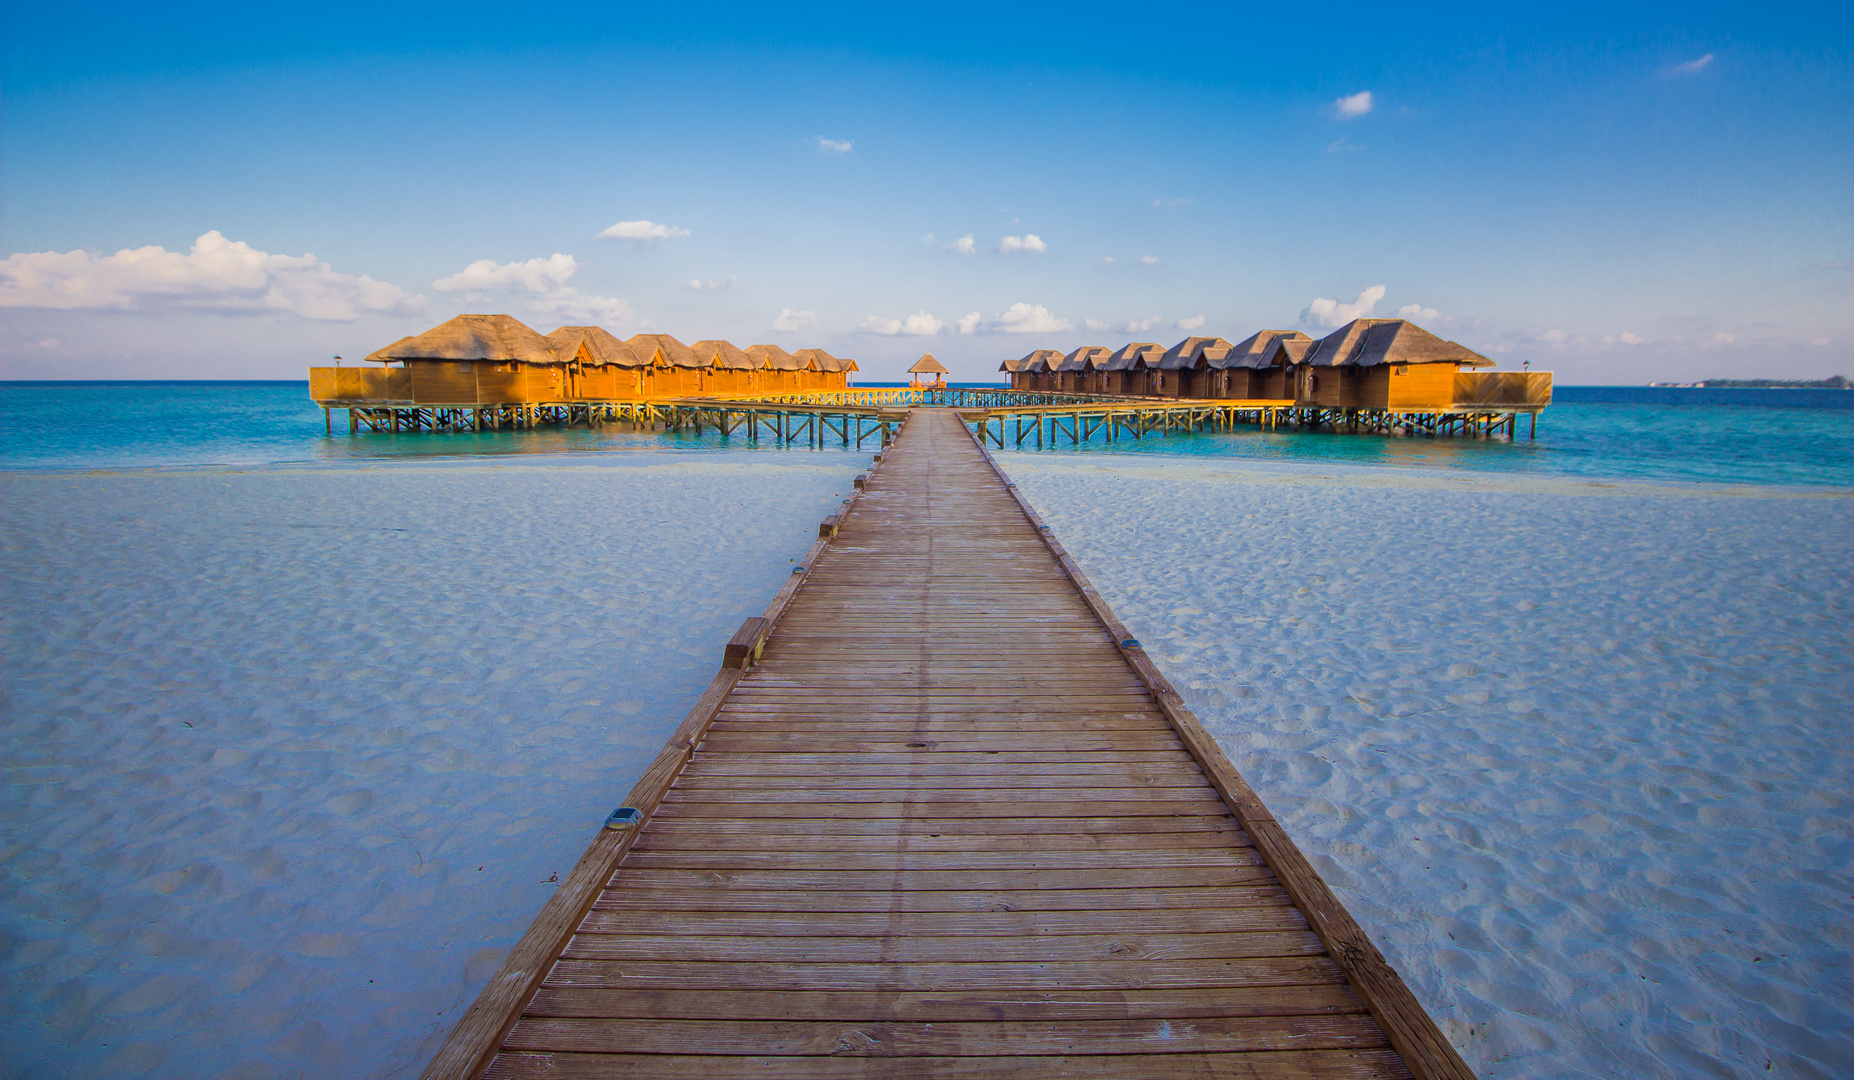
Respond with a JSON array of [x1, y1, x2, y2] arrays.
[[965, 425, 1476, 1080], [418, 432, 895, 1080]]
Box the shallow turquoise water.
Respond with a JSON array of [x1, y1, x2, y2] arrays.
[[2, 381, 1849, 487]]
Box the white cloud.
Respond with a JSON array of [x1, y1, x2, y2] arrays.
[[772, 308, 819, 332], [597, 220, 691, 241], [815, 137, 854, 154], [1619, 331, 1646, 344], [945, 235, 976, 254], [1175, 315, 1206, 330], [1126, 316, 1162, 332], [524, 288, 636, 327], [1083, 319, 1111, 332], [37, 337, 59, 348], [1300, 285, 1386, 328], [920, 233, 935, 245], [956, 312, 982, 335], [992, 302, 1070, 334], [434, 253, 633, 329], [997, 234, 1047, 254], [1140, 255, 1160, 266], [1397, 303, 1441, 320], [0, 230, 427, 322], [1333, 91, 1373, 119], [686, 276, 739, 292], [1671, 54, 1714, 75], [861, 310, 943, 336], [434, 254, 579, 295], [1711, 332, 1736, 345], [1151, 197, 1191, 208], [1326, 138, 1359, 154]]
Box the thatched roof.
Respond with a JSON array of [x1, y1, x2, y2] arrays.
[[999, 349, 1063, 373], [627, 334, 701, 369], [377, 314, 557, 365], [744, 344, 802, 371], [1305, 319, 1493, 369], [546, 326, 645, 367], [1058, 346, 1113, 373], [792, 348, 857, 373], [1097, 343, 1164, 372], [1260, 335, 1316, 368], [689, 339, 757, 370], [909, 354, 950, 375], [1219, 330, 1310, 369], [364, 336, 417, 364], [1160, 336, 1234, 371]]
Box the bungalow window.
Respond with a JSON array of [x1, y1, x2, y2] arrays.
[[1394, 365, 1409, 376]]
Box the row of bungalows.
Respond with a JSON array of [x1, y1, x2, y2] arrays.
[[309, 314, 857, 407], [1002, 319, 1552, 411]]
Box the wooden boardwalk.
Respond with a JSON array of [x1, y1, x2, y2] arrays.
[[425, 409, 1472, 1079]]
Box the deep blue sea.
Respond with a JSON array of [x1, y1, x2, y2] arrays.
[[1, 381, 1849, 487]]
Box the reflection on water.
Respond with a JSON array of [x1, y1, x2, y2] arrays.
[[3, 381, 1849, 487]]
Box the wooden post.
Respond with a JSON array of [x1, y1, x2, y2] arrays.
[[324, 407, 331, 434]]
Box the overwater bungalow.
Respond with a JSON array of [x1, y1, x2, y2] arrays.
[[909, 354, 949, 388], [1097, 342, 1165, 396], [1214, 330, 1309, 399], [1055, 346, 1112, 394], [1255, 333, 1316, 400], [1000, 349, 1066, 391], [744, 343, 804, 394], [1294, 318, 1496, 410], [687, 339, 757, 396], [545, 325, 647, 400], [1156, 337, 1235, 398], [790, 348, 860, 392]]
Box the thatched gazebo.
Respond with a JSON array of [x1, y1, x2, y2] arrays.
[[909, 354, 949, 388]]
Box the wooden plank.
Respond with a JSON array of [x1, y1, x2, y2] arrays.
[[500, 1015, 1387, 1055], [521, 984, 1358, 1020], [485, 1049, 1414, 1079], [541, 957, 1351, 992], [615, 849, 1262, 871], [561, 930, 1326, 963], [573, 909, 1308, 938], [587, 885, 1296, 914]]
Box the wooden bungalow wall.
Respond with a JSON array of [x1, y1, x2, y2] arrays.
[[309, 364, 850, 406]]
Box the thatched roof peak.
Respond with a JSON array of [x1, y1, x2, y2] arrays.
[[1097, 342, 1164, 372], [627, 333, 700, 369], [546, 325, 645, 367], [1160, 336, 1234, 370], [1222, 330, 1310, 369], [909, 354, 949, 375], [688, 339, 756, 370], [364, 336, 417, 364], [1058, 346, 1112, 372], [744, 343, 802, 371], [792, 348, 857, 373], [1306, 319, 1493, 368], [377, 314, 556, 365]]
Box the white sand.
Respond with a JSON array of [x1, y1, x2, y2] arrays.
[[0, 452, 864, 1078], [999, 453, 1853, 1079]]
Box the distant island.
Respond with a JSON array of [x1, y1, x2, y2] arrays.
[[1648, 376, 1850, 389]]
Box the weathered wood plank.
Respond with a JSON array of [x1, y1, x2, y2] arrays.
[[521, 984, 1358, 1020], [485, 1049, 1414, 1079]]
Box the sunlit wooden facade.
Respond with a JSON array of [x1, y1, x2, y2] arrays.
[[998, 320, 1549, 413], [309, 314, 856, 410]]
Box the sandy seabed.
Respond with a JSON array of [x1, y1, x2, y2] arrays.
[[1001, 453, 1853, 1080], [0, 452, 863, 1078]]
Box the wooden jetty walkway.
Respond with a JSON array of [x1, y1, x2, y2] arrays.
[[423, 409, 1473, 1080]]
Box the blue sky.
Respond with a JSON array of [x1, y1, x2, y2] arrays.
[[2, 2, 1848, 382]]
